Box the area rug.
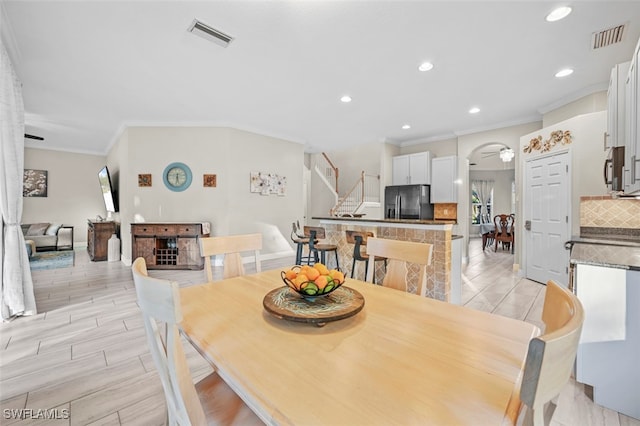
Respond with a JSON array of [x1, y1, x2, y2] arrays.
[[30, 250, 75, 270]]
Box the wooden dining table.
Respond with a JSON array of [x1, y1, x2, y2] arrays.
[[179, 269, 540, 425]]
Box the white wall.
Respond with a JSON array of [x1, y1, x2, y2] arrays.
[[110, 126, 304, 264], [23, 148, 107, 246], [399, 137, 458, 157], [543, 92, 607, 128]]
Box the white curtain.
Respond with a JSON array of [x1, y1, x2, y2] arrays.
[[472, 180, 494, 223], [0, 41, 36, 321]]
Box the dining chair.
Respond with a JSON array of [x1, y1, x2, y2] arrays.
[[131, 258, 261, 426], [199, 233, 262, 281], [303, 226, 340, 269], [518, 280, 584, 426], [364, 237, 433, 296], [345, 230, 386, 280], [493, 213, 515, 253]]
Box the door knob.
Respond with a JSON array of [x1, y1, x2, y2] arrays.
[[525, 220, 531, 231]]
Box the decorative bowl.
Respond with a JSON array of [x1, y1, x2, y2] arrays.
[[281, 264, 346, 301]]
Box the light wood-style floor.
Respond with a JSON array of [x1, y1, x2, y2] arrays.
[[1, 239, 638, 426]]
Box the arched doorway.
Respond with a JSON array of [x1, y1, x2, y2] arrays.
[[467, 143, 516, 247]]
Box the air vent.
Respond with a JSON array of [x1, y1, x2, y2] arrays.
[[591, 23, 626, 50], [188, 19, 233, 48]]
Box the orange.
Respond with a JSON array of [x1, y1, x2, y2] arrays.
[[293, 274, 308, 290], [315, 275, 329, 290], [313, 263, 330, 276], [285, 269, 297, 281], [329, 270, 345, 284], [305, 267, 320, 281]]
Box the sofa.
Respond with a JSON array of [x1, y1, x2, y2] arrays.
[[21, 223, 74, 252]]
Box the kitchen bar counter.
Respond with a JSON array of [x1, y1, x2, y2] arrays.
[[313, 216, 456, 226], [568, 238, 640, 271], [313, 216, 459, 303]]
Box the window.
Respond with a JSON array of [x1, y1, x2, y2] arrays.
[[471, 183, 493, 225]]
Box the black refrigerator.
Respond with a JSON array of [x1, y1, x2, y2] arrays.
[[384, 184, 434, 220]]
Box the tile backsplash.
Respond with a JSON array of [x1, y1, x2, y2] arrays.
[[580, 196, 640, 228], [434, 203, 457, 220]]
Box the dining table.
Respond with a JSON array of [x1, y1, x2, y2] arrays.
[[480, 222, 496, 251], [179, 269, 540, 425]]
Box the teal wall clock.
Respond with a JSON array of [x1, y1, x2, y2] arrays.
[[163, 162, 192, 192]]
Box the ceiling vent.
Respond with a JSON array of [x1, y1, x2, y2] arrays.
[[591, 23, 626, 50], [188, 19, 233, 48]]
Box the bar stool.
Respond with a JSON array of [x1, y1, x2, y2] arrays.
[[346, 230, 386, 280], [303, 226, 340, 270], [291, 222, 314, 265]]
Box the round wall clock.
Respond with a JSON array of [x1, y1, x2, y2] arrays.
[[163, 162, 192, 192]]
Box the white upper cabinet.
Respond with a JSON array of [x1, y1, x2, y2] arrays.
[[431, 156, 458, 203], [392, 152, 431, 185], [624, 37, 640, 193], [607, 61, 630, 149]]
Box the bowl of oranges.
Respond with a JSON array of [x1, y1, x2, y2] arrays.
[[281, 263, 346, 301]]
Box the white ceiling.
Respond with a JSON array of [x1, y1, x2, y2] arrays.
[[3, 1, 640, 155]]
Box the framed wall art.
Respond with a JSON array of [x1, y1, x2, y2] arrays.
[[138, 173, 152, 187], [23, 169, 48, 197], [250, 171, 287, 196], [203, 174, 217, 187]]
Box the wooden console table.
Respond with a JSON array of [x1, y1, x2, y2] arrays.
[[87, 221, 118, 261], [131, 222, 209, 270]]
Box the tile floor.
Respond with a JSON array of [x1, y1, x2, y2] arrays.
[[0, 239, 638, 425]]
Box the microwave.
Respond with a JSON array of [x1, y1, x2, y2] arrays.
[[605, 146, 625, 192]]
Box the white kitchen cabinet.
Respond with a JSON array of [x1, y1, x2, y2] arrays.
[[624, 37, 640, 193], [574, 264, 640, 419], [392, 152, 431, 185], [606, 61, 630, 149], [431, 155, 458, 203]]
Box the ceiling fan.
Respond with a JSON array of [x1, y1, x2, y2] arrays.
[[481, 147, 514, 162]]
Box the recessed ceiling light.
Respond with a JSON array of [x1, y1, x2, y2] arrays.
[[402, 124, 411, 130], [418, 62, 434, 72], [546, 6, 572, 22], [555, 68, 574, 78], [469, 107, 480, 114], [340, 95, 352, 103]]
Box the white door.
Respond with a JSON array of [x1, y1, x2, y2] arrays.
[[524, 152, 570, 286]]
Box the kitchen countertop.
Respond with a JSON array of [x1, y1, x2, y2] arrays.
[[568, 238, 640, 271], [313, 216, 456, 225]]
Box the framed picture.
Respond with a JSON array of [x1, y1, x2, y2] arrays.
[[23, 169, 48, 197], [203, 174, 217, 187], [138, 174, 152, 187], [250, 171, 286, 196]]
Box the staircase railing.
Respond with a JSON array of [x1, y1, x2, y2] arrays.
[[330, 171, 380, 216], [321, 152, 339, 193]]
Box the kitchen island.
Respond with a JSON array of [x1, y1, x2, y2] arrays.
[[312, 216, 460, 303]]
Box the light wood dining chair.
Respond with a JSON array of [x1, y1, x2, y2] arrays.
[[199, 233, 262, 281], [364, 237, 433, 296], [518, 280, 584, 426], [131, 258, 261, 426]]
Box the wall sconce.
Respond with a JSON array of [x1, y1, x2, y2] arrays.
[[500, 147, 515, 162]]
